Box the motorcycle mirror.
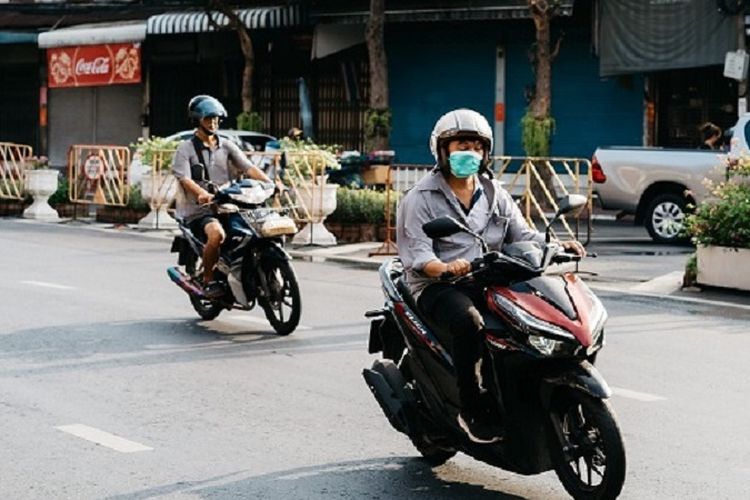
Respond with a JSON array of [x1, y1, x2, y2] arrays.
[[544, 194, 588, 242], [556, 194, 587, 217], [422, 216, 466, 239]]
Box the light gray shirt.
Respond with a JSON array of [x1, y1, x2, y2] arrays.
[[396, 170, 545, 299], [171, 136, 255, 222]]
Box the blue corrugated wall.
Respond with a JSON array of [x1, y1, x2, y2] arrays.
[[387, 24, 643, 164]]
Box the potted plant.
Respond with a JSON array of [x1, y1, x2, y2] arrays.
[[23, 155, 60, 221], [130, 136, 180, 229], [684, 156, 750, 291], [283, 138, 342, 245]]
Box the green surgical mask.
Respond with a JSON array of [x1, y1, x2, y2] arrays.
[[449, 151, 482, 178]]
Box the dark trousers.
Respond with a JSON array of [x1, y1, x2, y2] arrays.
[[418, 283, 485, 412]]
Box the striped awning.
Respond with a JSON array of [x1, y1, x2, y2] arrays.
[[146, 5, 303, 35]]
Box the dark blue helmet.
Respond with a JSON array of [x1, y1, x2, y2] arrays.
[[188, 95, 227, 121]]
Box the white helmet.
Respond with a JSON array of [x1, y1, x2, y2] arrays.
[[429, 109, 494, 169]]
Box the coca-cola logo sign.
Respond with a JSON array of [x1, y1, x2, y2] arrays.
[[48, 43, 141, 88]]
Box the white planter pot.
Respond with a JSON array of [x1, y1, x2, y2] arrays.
[[138, 172, 178, 229], [697, 245, 750, 291], [292, 182, 338, 246], [23, 169, 60, 221]]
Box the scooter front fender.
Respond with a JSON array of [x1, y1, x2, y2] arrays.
[[539, 361, 611, 408]]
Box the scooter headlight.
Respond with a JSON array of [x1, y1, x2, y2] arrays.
[[492, 293, 575, 340], [528, 334, 564, 356]]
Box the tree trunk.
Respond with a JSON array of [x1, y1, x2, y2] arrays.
[[527, 1, 559, 210], [366, 0, 390, 151], [208, 1, 255, 114]]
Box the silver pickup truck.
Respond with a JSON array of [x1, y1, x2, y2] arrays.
[[591, 116, 750, 243]]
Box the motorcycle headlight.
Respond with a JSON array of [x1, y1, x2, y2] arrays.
[[587, 289, 608, 345], [492, 293, 575, 340], [528, 334, 564, 356]]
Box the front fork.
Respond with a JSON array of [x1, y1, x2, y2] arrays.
[[540, 361, 611, 459]]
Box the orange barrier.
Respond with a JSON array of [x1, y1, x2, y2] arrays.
[[67, 145, 130, 206], [0, 142, 33, 200]]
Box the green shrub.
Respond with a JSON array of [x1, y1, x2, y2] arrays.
[[237, 111, 264, 132], [328, 187, 401, 225], [130, 136, 180, 170], [521, 111, 555, 157], [48, 175, 69, 206], [684, 164, 750, 249], [127, 184, 149, 211]]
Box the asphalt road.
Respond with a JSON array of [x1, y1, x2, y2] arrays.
[[1, 219, 748, 499]]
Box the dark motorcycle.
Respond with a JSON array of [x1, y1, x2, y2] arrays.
[[168, 177, 302, 336], [363, 195, 626, 499]]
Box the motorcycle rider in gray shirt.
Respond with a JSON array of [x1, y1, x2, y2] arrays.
[[396, 109, 585, 443]]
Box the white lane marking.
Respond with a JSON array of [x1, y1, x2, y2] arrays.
[[611, 387, 665, 402], [226, 314, 312, 330], [20, 280, 76, 290], [57, 424, 153, 453]]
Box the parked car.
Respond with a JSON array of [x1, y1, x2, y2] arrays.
[[592, 115, 750, 244]]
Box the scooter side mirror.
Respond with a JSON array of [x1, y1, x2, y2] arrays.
[[556, 194, 587, 218], [544, 194, 588, 242], [422, 216, 466, 239]]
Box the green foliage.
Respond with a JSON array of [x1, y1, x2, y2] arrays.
[[685, 164, 750, 249], [236, 111, 264, 132], [364, 108, 391, 151], [521, 111, 555, 157], [130, 136, 181, 170], [683, 253, 697, 287], [127, 184, 149, 211], [48, 175, 69, 206], [328, 187, 401, 224]]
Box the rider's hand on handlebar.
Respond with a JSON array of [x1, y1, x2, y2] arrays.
[[197, 191, 214, 205], [560, 239, 586, 257], [445, 258, 472, 277]]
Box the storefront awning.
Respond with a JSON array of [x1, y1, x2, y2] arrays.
[[0, 31, 38, 44], [599, 0, 738, 76], [313, 1, 574, 24], [38, 21, 145, 48], [146, 5, 304, 35]]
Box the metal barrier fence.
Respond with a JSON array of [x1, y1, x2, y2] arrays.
[[68, 145, 130, 206], [373, 156, 593, 255], [493, 156, 593, 245], [0, 142, 33, 200]]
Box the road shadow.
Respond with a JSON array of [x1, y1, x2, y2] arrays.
[[107, 457, 533, 500], [0, 316, 369, 378]]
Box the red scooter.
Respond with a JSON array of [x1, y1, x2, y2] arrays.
[[363, 195, 626, 499]]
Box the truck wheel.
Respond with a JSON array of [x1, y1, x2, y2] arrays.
[[645, 193, 689, 244]]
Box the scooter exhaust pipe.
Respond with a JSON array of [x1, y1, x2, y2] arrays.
[[167, 266, 204, 298]]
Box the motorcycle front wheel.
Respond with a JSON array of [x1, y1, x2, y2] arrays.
[[258, 256, 301, 336], [549, 390, 626, 500]]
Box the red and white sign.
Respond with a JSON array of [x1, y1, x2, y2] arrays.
[[47, 43, 141, 88]]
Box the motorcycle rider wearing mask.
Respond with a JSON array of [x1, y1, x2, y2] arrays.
[[396, 108, 585, 444], [172, 95, 272, 298]]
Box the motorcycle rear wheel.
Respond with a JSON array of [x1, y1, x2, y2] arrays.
[[550, 390, 626, 500], [258, 256, 301, 336]]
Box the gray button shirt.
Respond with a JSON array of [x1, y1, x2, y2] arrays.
[[171, 136, 255, 222], [396, 170, 545, 299]]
